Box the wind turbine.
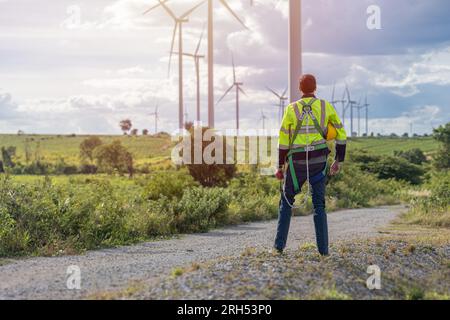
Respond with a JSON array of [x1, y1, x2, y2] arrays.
[[267, 86, 288, 123], [173, 26, 205, 124], [345, 85, 358, 137], [206, 0, 248, 128], [331, 83, 347, 125], [144, 0, 206, 130], [356, 97, 362, 137], [289, 0, 302, 103], [217, 54, 247, 132], [363, 95, 370, 137], [149, 105, 160, 134], [260, 109, 268, 130]]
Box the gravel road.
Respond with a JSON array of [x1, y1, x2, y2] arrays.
[[0, 206, 404, 300]]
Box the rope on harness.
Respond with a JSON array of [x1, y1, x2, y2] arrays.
[[281, 100, 329, 210]]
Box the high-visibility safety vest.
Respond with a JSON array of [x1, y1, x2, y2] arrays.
[[279, 98, 348, 151]]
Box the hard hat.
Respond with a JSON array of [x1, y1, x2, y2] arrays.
[[326, 122, 338, 141]]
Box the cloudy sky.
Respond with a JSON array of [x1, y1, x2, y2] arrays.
[[0, 0, 449, 135]]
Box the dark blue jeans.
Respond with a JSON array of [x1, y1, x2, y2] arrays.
[[274, 164, 329, 256]]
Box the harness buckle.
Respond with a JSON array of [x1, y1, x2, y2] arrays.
[[305, 146, 315, 152]]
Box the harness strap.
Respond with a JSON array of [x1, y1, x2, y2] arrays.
[[287, 98, 329, 193], [299, 100, 327, 140]]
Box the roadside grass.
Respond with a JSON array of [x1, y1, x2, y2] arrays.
[[0, 163, 407, 258], [400, 171, 449, 228]]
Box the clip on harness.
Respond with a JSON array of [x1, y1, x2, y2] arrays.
[[282, 98, 329, 209]]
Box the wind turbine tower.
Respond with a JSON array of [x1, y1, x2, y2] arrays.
[[217, 54, 247, 132], [144, 0, 205, 130], [289, 0, 302, 103], [206, 0, 248, 128], [149, 105, 160, 134]]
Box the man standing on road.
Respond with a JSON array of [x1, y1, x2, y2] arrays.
[[274, 74, 348, 256]]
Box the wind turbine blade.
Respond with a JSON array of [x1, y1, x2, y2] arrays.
[[345, 84, 351, 102], [219, 0, 248, 29], [217, 84, 235, 105], [238, 86, 247, 96], [282, 86, 288, 98], [231, 53, 236, 83], [168, 22, 178, 75], [158, 0, 177, 20], [266, 86, 281, 99], [181, 0, 207, 19], [341, 86, 347, 102], [143, 0, 168, 15], [195, 24, 206, 56]]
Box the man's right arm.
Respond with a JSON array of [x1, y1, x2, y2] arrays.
[[278, 105, 294, 169]]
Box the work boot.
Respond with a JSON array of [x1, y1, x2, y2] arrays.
[[271, 247, 284, 256]]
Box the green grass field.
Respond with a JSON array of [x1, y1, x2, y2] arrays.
[[0, 134, 173, 166], [348, 137, 439, 155], [0, 134, 439, 168]]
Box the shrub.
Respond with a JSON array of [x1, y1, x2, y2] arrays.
[[394, 149, 427, 165], [351, 150, 424, 185], [172, 187, 231, 233], [328, 163, 405, 208], [1, 146, 16, 168], [403, 171, 450, 227], [433, 123, 450, 170], [79, 164, 98, 174], [184, 127, 237, 187], [143, 171, 198, 200], [80, 136, 103, 163], [94, 140, 134, 177], [54, 158, 78, 175], [369, 157, 424, 185]]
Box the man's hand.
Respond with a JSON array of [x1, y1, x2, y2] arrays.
[[330, 161, 342, 176], [275, 168, 284, 181]]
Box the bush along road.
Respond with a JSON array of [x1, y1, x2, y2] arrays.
[[0, 206, 429, 300]]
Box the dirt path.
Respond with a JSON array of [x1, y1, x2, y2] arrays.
[[0, 206, 404, 300]]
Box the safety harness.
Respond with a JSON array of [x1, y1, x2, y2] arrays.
[[282, 98, 330, 208]]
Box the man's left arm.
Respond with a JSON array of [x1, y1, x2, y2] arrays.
[[327, 102, 348, 171]]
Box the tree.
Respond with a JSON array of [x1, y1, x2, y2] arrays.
[[120, 119, 132, 135], [433, 123, 450, 170], [142, 129, 149, 136], [1, 146, 16, 168], [184, 127, 236, 187], [130, 129, 139, 136], [93, 140, 134, 177], [79, 136, 103, 163]]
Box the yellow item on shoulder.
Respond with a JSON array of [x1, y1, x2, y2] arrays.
[[326, 122, 338, 141]]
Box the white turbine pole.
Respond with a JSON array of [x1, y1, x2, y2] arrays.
[[208, 0, 214, 128], [289, 0, 302, 103], [179, 23, 184, 129]]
